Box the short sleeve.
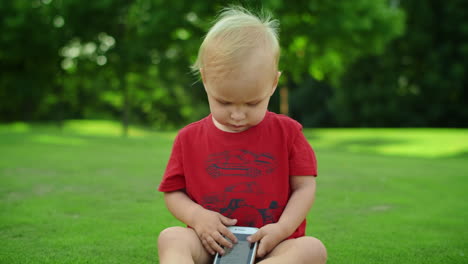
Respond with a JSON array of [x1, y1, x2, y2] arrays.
[[158, 134, 186, 192], [289, 129, 317, 177]]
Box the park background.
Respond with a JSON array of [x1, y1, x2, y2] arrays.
[[1, 0, 467, 263]]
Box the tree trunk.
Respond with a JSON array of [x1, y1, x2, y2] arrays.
[[55, 71, 64, 130], [120, 73, 129, 137], [280, 85, 289, 116]]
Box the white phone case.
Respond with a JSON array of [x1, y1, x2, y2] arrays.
[[213, 226, 259, 264]]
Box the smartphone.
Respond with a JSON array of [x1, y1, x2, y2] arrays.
[[213, 226, 259, 264]]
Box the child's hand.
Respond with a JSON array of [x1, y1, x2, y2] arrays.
[[247, 223, 288, 258], [192, 209, 238, 256]]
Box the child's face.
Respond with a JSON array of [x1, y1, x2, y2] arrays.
[[202, 51, 280, 133]]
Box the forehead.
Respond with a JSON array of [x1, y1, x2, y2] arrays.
[[204, 50, 276, 102], [207, 75, 271, 103]]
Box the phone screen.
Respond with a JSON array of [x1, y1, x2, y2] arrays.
[[214, 234, 256, 264]]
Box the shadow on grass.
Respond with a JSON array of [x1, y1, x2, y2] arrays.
[[332, 138, 408, 147], [315, 137, 411, 159], [0, 122, 177, 152], [449, 151, 468, 159], [0, 121, 176, 138], [303, 128, 468, 159], [304, 130, 409, 156]]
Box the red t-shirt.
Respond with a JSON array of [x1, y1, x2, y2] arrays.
[[158, 111, 317, 238]]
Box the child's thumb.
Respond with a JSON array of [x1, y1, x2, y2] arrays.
[[247, 229, 262, 243], [220, 215, 237, 226]]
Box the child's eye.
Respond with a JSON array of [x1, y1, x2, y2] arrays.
[[218, 100, 231, 105], [247, 102, 260, 107]]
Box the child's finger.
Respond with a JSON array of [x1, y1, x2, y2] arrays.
[[247, 228, 263, 243], [220, 226, 238, 244], [201, 238, 216, 255], [204, 235, 225, 255], [213, 231, 234, 249], [256, 239, 271, 258], [248, 229, 271, 258], [219, 214, 237, 226]]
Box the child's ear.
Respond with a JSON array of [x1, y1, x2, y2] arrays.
[[200, 68, 209, 93], [270, 71, 282, 95], [276, 71, 282, 84], [200, 68, 206, 84]]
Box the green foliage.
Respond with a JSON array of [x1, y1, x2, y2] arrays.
[[1, 0, 466, 128], [290, 75, 335, 127], [275, 0, 405, 84], [332, 0, 468, 127], [0, 0, 203, 129], [0, 0, 57, 121]]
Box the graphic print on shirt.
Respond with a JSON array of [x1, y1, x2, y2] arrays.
[[203, 150, 284, 227], [205, 150, 276, 178]]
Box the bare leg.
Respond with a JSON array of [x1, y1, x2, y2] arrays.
[[257, 236, 327, 264], [158, 226, 212, 264]]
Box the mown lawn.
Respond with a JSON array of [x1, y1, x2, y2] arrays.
[[1, 121, 467, 263]]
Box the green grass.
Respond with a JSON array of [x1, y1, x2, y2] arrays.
[[1, 121, 467, 263]]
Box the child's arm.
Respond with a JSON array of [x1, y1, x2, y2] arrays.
[[164, 190, 238, 255], [247, 176, 316, 258]]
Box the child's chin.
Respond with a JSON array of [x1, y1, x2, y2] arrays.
[[225, 125, 250, 132]]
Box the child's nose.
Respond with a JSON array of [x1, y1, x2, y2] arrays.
[[231, 109, 246, 121]]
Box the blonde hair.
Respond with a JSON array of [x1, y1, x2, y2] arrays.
[[192, 6, 280, 76]]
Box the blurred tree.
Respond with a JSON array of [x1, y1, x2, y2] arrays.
[[3, 0, 466, 129], [0, 0, 57, 121], [335, 0, 468, 127], [289, 75, 335, 127], [259, 0, 405, 125], [272, 0, 405, 83], [0, 0, 212, 132], [62, 0, 222, 132]]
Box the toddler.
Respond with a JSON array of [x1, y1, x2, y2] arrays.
[[157, 6, 327, 264]]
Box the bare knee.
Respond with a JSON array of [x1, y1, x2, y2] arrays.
[[300, 237, 327, 263], [157, 226, 209, 264], [261, 236, 327, 264], [158, 226, 189, 250]]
